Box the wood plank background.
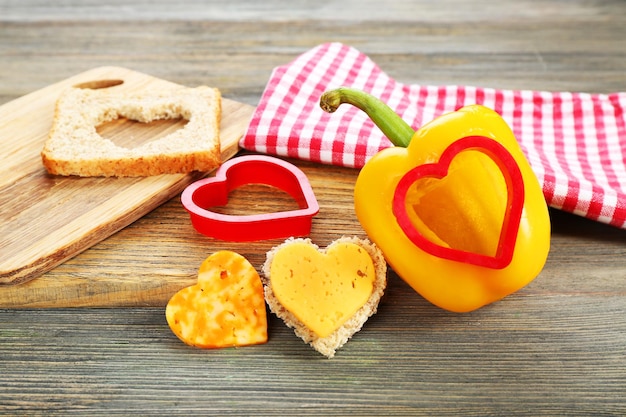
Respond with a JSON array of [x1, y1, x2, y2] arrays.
[[0, 0, 625, 415]]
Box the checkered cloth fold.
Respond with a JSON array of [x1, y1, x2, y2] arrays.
[[241, 42, 626, 229]]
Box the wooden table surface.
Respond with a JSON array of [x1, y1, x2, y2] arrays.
[[1, 1, 625, 415]]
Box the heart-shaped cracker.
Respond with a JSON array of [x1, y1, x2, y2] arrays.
[[166, 251, 267, 349], [262, 237, 386, 358]]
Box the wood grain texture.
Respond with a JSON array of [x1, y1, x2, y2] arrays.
[[0, 0, 625, 415], [0, 66, 254, 286]]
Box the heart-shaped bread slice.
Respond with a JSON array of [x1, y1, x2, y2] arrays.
[[262, 236, 386, 358], [166, 251, 268, 349]]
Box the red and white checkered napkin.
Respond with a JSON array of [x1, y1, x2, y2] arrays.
[[241, 42, 626, 229]]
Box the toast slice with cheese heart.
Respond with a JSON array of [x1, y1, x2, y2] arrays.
[[262, 236, 387, 358]]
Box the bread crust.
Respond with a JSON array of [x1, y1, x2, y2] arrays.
[[41, 86, 221, 177], [262, 236, 387, 358]]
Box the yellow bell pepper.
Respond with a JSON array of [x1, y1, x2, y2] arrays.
[[320, 88, 550, 312]]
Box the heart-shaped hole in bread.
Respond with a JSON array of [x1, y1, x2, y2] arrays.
[[97, 116, 189, 150], [73, 79, 124, 90]]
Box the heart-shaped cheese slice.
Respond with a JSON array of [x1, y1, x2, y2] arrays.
[[166, 251, 268, 348], [263, 237, 387, 358], [269, 239, 384, 338], [270, 240, 375, 338]]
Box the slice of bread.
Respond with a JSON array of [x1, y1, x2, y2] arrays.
[[262, 236, 387, 358], [41, 85, 221, 177]]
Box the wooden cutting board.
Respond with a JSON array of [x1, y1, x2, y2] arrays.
[[0, 66, 255, 287]]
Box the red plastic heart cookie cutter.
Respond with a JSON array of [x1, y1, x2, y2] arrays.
[[181, 155, 320, 241]]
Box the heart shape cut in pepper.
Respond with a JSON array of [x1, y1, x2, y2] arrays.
[[182, 155, 319, 241], [165, 251, 268, 348], [327, 89, 550, 312], [393, 136, 525, 269]]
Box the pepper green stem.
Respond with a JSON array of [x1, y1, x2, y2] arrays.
[[319, 87, 415, 148]]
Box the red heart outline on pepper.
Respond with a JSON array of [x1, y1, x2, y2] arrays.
[[392, 136, 525, 269]]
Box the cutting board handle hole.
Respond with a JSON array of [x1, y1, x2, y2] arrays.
[[72, 79, 124, 90]]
